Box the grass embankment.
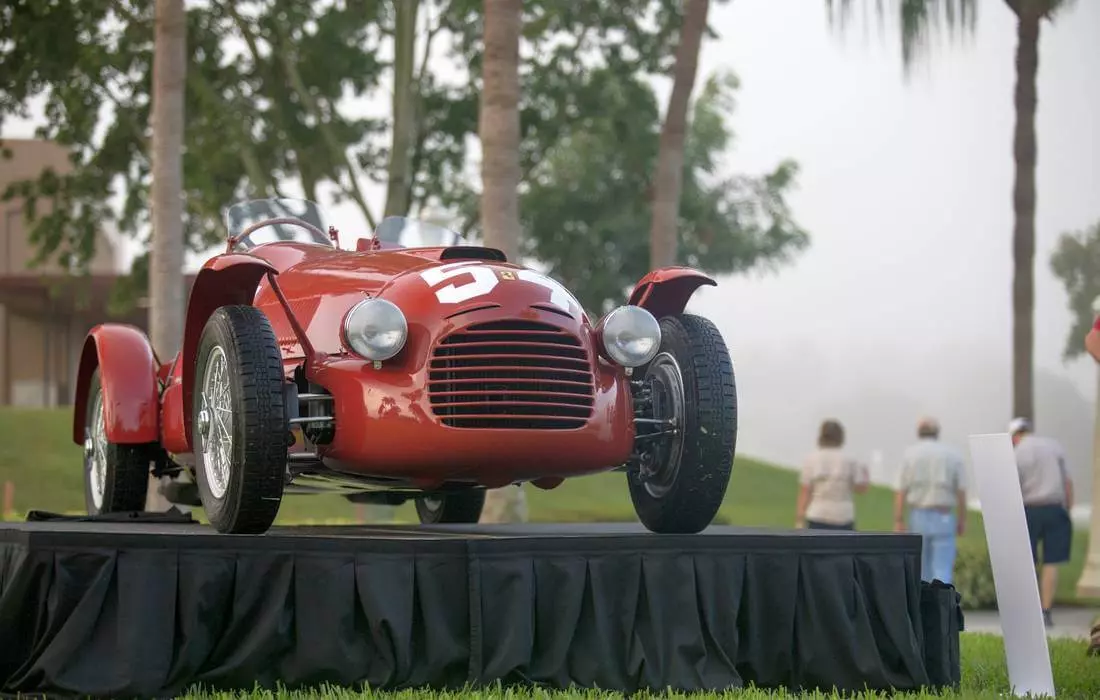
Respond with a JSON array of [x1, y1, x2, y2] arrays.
[[0, 406, 1090, 603], [177, 635, 1098, 699]]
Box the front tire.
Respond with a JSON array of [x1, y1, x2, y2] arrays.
[[628, 313, 737, 534], [415, 490, 487, 524], [192, 305, 288, 534], [83, 368, 153, 514]]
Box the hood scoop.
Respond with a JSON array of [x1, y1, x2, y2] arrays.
[[439, 246, 508, 263]]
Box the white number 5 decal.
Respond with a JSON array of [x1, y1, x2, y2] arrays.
[[419, 261, 498, 304], [419, 262, 580, 315]]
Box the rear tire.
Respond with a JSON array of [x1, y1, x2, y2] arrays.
[[83, 368, 153, 514], [415, 490, 487, 524], [192, 305, 288, 534], [628, 313, 737, 534]]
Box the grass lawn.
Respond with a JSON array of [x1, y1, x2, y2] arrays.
[[0, 406, 1093, 604], [172, 634, 1098, 699]]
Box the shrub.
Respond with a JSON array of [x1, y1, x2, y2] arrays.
[[953, 540, 998, 610]]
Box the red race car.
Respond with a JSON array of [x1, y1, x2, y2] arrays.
[[73, 198, 737, 534]]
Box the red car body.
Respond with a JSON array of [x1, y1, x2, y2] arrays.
[[71, 223, 716, 497]]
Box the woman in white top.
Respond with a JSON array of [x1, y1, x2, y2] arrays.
[[794, 419, 869, 530]]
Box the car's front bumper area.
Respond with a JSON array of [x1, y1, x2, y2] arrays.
[[308, 317, 636, 487]]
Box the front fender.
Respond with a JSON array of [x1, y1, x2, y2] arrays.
[[627, 267, 716, 319], [72, 324, 160, 445], [181, 254, 279, 446]]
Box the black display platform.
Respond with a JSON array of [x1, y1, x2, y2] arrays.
[[0, 516, 963, 697]]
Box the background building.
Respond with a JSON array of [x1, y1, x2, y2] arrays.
[[0, 138, 191, 407]]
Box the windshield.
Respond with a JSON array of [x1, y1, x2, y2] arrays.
[[374, 216, 466, 248], [225, 197, 333, 250]]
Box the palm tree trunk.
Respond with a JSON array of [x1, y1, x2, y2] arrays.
[[478, 0, 522, 262], [1011, 8, 1040, 421], [383, 0, 420, 218], [649, 0, 710, 270], [148, 0, 186, 511]]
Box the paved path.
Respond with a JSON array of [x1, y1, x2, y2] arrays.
[[963, 607, 1098, 640]]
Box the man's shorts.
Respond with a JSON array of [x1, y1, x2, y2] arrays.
[[1023, 503, 1073, 565]]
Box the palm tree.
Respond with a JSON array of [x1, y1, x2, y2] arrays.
[[479, 0, 522, 262], [650, 0, 711, 270], [148, 0, 187, 510], [827, 0, 1075, 425], [478, 0, 526, 521]]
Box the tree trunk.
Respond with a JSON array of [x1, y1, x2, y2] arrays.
[[1011, 9, 1039, 422], [150, 0, 186, 361], [148, 0, 187, 512], [649, 0, 710, 270], [383, 0, 420, 218], [478, 0, 522, 262]]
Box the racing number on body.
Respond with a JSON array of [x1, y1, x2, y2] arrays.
[[419, 261, 579, 315]]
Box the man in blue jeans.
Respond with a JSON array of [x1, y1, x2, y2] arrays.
[[1010, 417, 1074, 628], [894, 417, 968, 585]]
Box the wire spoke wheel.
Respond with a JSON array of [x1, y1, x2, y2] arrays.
[[638, 352, 686, 499], [192, 305, 288, 535], [198, 346, 233, 500], [81, 367, 152, 515], [627, 314, 737, 534]]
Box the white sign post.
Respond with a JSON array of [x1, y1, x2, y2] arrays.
[[967, 433, 1055, 698]]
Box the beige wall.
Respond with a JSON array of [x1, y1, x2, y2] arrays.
[[1, 139, 123, 406], [1, 138, 120, 276]]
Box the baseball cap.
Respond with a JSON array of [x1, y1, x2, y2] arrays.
[[1008, 417, 1031, 434]]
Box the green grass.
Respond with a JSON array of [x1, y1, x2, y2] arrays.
[[0, 406, 1091, 604], [170, 634, 1098, 698]]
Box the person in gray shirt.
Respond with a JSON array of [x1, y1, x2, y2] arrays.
[[1010, 417, 1074, 628], [894, 417, 968, 585]]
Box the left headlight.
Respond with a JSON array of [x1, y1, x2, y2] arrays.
[[598, 305, 661, 367], [343, 298, 408, 361]]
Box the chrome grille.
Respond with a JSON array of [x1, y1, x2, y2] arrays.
[[428, 319, 595, 429]]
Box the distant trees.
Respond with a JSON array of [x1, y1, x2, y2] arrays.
[[2, 0, 810, 317], [1050, 220, 1100, 362]]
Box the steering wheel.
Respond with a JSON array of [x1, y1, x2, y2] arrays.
[[228, 216, 330, 252]]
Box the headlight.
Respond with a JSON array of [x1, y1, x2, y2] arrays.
[[599, 305, 661, 367], [343, 298, 408, 361]]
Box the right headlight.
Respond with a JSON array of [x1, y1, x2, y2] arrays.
[[343, 298, 408, 361], [598, 305, 662, 367]]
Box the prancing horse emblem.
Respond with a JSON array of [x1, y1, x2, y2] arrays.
[[498, 270, 516, 281]]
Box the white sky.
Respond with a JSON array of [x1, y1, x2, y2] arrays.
[[4, 0, 1099, 497]]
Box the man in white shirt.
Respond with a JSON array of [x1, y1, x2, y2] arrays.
[[1010, 417, 1074, 628], [894, 417, 968, 585]]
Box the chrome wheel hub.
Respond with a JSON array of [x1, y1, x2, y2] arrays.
[[198, 346, 233, 500], [639, 352, 686, 498], [86, 392, 108, 509]]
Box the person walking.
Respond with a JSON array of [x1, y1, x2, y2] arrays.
[[795, 419, 869, 530], [1010, 417, 1075, 628], [893, 416, 968, 584]]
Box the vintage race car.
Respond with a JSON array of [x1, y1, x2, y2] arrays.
[[73, 198, 738, 534]]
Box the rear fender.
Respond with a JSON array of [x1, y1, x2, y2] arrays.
[[627, 267, 716, 319], [181, 254, 279, 447], [71, 324, 160, 445]]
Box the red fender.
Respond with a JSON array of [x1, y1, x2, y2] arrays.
[[180, 254, 279, 446], [72, 324, 160, 445], [627, 267, 716, 319]]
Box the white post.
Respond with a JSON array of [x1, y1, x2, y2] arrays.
[[968, 433, 1055, 698]]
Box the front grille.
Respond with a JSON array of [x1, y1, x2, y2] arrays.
[[428, 319, 595, 429]]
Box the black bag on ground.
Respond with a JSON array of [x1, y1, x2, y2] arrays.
[[920, 578, 964, 690]]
